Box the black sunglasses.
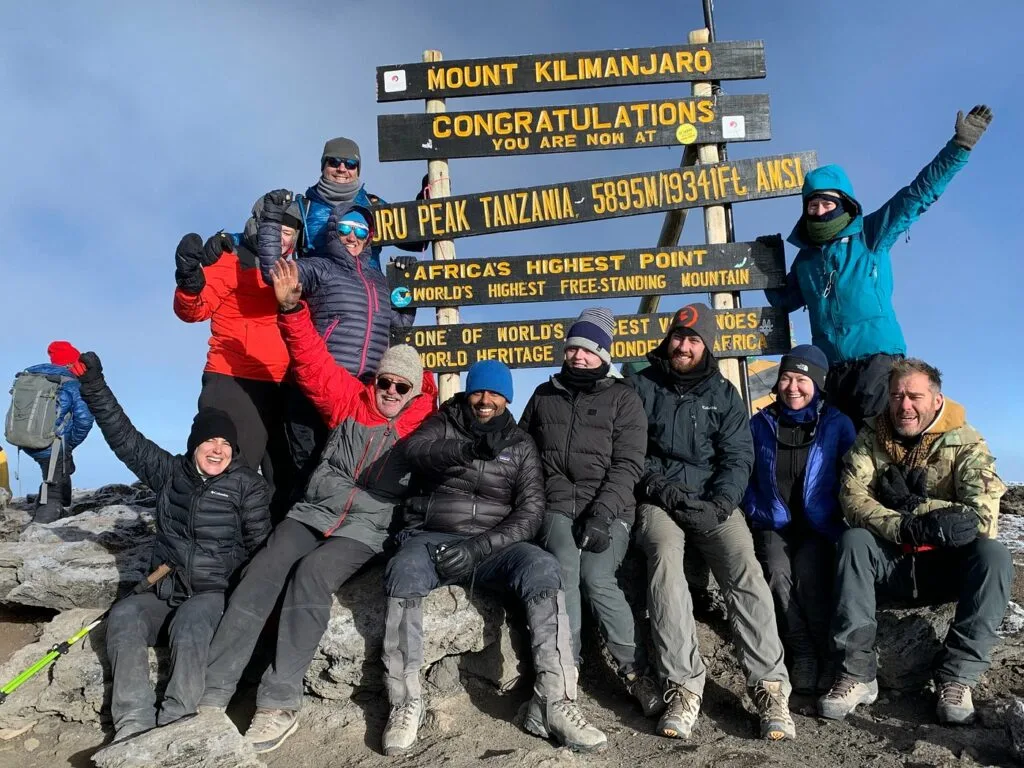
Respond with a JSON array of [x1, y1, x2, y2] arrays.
[[325, 156, 359, 170], [376, 376, 412, 396]]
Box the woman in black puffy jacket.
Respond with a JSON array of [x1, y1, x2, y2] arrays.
[[73, 351, 271, 743]]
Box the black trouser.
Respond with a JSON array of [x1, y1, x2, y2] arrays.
[[198, 372, 289, 519], [202, 519, 375, 709], [105, 590, 225, 733], [831, 528, 1013, 685], [752, 527, 834, 660], [825, 353, 902, 431], [281, 382, 330, 505], [33, 446, 73, 522]]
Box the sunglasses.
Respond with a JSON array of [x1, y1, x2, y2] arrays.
[[325, 156, 359, 170], [338, 222, 370, 239], [376, 376, 412, 396]]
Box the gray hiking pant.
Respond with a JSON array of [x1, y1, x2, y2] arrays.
[[832, 528, 1012, 685], [539, 512, 644, 671], [635, 504, 789, 697], [105, 590, 224, 734]]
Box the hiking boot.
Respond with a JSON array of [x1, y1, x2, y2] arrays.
[[245, 708, 299, 754], [817, 675, 878, 720], [382, 699, 425, 756], [522, 695, 607, 752], [658, 687, 701, 739], [936, 682, 975, 725], [752, 680, 796, 741], [625, 671, 664, 717], [789, 655, 818, 694], [112, 720, 154, 743]]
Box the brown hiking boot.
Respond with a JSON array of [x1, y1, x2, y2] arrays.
[[625, 671, 664, 717], [936, 682, 975, 725]]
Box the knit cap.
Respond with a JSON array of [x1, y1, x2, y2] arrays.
[[339, 210, 370, 231], [47, 341, 81, 367], [465, 360, 514, 403], [777, 344, 829, 393], [187, 408, 238, 456], [321, 136, 360, 166], [665, 302, 717, 349], [565, 307, 615, 364], [377, 345, 423, 397]]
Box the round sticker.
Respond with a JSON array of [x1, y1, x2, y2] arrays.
[[676, 124, 698, 145], [391, 287, 412, 308]]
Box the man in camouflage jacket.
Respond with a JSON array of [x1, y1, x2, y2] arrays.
[[820, 358, 1010, 726]]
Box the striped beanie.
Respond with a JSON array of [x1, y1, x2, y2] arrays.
[[565, 307, 615, 364]]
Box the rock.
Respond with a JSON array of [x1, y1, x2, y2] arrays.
[[23, 737, 39, 752], [1002, 485, 1024, 517], [1007, 698, 1024, 762], [91, 711, 265, 768], [875, 602, 956, 690]]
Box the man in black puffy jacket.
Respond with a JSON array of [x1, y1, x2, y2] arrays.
[[381, 361, 607, 756], [73, 352, 271, 742]]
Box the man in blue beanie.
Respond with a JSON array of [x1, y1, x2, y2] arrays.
[[766, 105, 993, 429], [380, 360, 608, 755]]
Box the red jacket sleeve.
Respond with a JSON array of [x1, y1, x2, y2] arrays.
[[173, 259, 231, 322], [278, 303, 363, 428]]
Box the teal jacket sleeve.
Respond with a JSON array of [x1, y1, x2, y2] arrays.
[[765, 266, 806, 313]]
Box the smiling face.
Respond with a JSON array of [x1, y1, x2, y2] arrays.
[[889, 372, 944, 437], [777, 371, 816, 410], [666, 330, 705, 373], [194, 438, 233, 476], [280, 225, 298, 256], [322, 158, 359, 184], [467, 390, 507, 424], [375, 375, 415, 418], [564, 345, 603, 370]]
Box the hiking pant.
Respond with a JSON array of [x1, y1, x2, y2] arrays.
[[105, 590, 224, 734], [540, 512, 645, 671], [831, 528, 1012, 686], [752, 527, 835, 661], [33, 447, 73, 522], [202, 518, 375, 708], [825, 353, 902, 431], [636, 504, 789, 697], [281, 382, 330, 505], [198, 372, 289, 521], [383, 531, 573, 705]]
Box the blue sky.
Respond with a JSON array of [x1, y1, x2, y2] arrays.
[[2, 0, 1022, 490]]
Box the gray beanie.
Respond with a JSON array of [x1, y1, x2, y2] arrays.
[[377, 344, 423, 396], [565, 307, 615, 364], [321, 136, 361, 166]]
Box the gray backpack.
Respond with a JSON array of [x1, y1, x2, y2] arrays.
[[5, 371, 73, 452]]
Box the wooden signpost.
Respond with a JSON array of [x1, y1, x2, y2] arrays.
[[377, 94, 770, 161], [392, 307, 790, 373], [371, 151, 815, 246], [377, 41, 765, 101], [386, 237, 785, 308]]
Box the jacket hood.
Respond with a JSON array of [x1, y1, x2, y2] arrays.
[[924, 398, 966, 435], [788, 163, 865, 248], [325, 201, 376, 266]]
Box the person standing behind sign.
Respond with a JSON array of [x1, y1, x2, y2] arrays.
[[766, 105, 993, 429], [519, 308, 661, 716]]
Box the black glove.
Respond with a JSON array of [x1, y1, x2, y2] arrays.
[[391, 255, 418, 272], [434, 536, 491, 581], [261, 189, 293, 224], [574, 506, 614, 553], [953, 104, 993, 150], [415, 173, 431, 201], [202, 232, 235, 265], [174, 234, 206, 294], [900, 505, 980, 548], [77, 352, 103, 384], [643, 473, 694, 513], [466, 431, 523, 461], [674, 498, 731, 534], [877, 465, 926, 513]]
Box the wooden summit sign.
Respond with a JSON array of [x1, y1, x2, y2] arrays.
[[378, 94, 770, 161], [393, 307, 790, 373], [377, 41, 765, 101], [372, 151, 815, 245], [386, 237, 784, 308]]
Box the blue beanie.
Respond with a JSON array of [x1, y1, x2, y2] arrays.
[[565, 307, 615, 364], [778, 344, 829, 392], [339, 210, 370, 230], [466, 360, 514, 403]]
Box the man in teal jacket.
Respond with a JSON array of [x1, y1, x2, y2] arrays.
[[767, 105, 992, 428]]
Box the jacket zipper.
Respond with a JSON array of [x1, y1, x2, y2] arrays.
[[185, 475, 215, 598], [355, 258, 374, 376], [323, 423, 393, 536], [563, 391, 580, 518]]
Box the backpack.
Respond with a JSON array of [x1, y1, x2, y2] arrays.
[[5, 371, 73, 451]]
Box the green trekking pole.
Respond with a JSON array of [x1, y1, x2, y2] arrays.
[[0, 563, 172, 705]]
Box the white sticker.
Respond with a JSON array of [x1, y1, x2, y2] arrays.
[[383, 69, 407, 93], [721, 115, 746, 139]]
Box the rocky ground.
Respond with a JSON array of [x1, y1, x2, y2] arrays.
[[0, 484, 1021, 768]]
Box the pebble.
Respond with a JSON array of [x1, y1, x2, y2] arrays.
[[23, 737, 39, 752]]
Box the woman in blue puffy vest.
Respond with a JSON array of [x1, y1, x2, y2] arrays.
[[742, 345, 855, 694]]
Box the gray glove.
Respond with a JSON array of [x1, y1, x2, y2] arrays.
[[953, 105, 992, 150]]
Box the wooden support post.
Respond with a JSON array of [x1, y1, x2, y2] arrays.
[[423, 49, 461, 403]]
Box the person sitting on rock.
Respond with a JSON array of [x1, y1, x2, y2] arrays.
[[71, 352, 271, 742], [381, 360, 607, 755], [820, 358, 1011, 725], [626, 303, 796, 742], [200, 258, 436, 754], [519, 308, 660, 714], [741, 345, 856, 694]]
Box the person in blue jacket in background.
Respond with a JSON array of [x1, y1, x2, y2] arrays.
[[767, 105, 993, 428], [24, 341, 95, 523], [742, 345, 855, 695]]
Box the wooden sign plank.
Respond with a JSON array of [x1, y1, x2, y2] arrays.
[[377, 94, 769, 161], [386, 237, 784, 308], [377, 41, 766, 102], [393, 307, 790, 373], [371, 151, 816, 245]]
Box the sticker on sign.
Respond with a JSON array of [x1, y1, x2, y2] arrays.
[[722, 115, 746, 139], [383, 69, 407, 93]]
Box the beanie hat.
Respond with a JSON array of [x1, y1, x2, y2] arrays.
[[48, 341, 81, 367], [187, 408, 239, 456], [777, 344, 829, 393], [339, 210, 370, 231], [377, 345, 423, 397], [565, 307, 615, 364], [321, 136, 360, 166], [466, 360, 514, 403], [665, 302, 717, 349]]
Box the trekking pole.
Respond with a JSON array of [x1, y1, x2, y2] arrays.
[[0, 563, 172, 704]]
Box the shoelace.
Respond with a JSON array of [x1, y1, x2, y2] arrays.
[[391, 702, 420, 727], [553, 701, 589, 727], [753, 686, 787, 717], [249, 710, 288, 737], [826, 675, 859, 698], [663, 687, 700, 710], [939, 684, 966, 705]]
